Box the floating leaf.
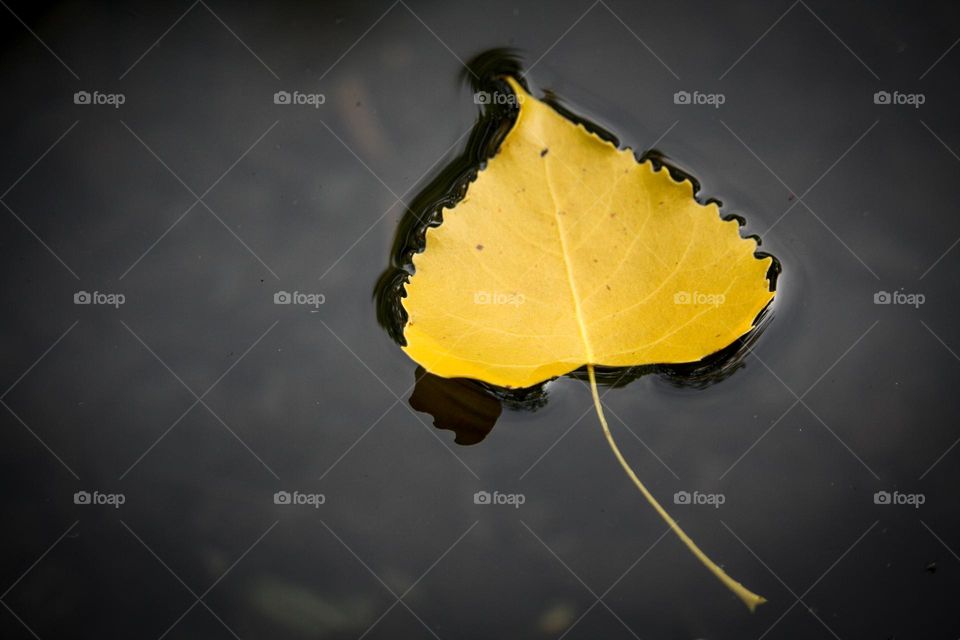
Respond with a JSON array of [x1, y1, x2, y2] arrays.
[[394, 74, 775, 610], [403, 77, 773, 388]]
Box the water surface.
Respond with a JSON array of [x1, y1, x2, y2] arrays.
[[1, 2, 959, 638]]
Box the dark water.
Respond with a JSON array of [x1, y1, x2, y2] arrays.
[[2, 1, 959, 638]]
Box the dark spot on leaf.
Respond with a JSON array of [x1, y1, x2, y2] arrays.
[[605, 284, 611, 290], [476, 244, 484, 251], [540, 148, 549, 157]]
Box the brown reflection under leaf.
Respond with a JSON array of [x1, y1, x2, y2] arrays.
[[410, 366, 502, 445]]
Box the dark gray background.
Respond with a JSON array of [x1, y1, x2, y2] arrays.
[[1, 1, 958, 638]]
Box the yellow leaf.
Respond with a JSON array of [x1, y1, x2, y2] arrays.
[[403, 77, 773, 389], [399, 76, 775, 611]]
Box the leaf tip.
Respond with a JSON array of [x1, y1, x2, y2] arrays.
[[504, 75, 529, 99]]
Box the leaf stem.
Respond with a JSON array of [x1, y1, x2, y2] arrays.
[[586, 364, 766, 611]]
